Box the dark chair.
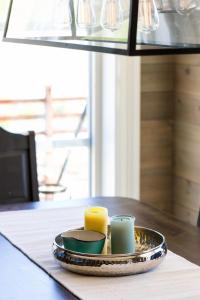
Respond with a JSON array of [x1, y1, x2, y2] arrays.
[[198, 211, 200, 227], [0, 127, 39, 204]]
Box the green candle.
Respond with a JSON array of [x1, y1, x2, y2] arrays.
[[111, 215, 135, 254]]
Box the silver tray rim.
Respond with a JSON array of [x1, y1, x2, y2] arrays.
[[53, 225, 166, 258]]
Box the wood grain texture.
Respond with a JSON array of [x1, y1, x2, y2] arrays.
[[175, 64, 200, 95], [141, 91, 173, 121], [141, 55, 200, 224], [175, 54, 200, 65], [141, 120, 173, 145], [141, 63, 174, 93], [140, 56, 174, 213], [174, 177, 200, 226], [141, 55, 175, 65], [174, 55, 200, 225], [141, 170, 172, 212], [174, 123, 200, 184], [175, 92, 200, 125], [0, 235, 76, 300]]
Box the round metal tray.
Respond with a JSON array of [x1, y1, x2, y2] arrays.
[[52, 226, 167, 276]]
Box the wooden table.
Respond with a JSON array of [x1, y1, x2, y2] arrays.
[[0, 197, 200, 300]]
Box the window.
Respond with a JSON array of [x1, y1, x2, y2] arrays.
[[0, 42, 91, 200]]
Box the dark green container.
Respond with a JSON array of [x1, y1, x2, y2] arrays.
[[61, 230, 105, 254]]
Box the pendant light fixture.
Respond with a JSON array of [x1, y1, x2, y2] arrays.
[[3, 0, 200, 56]]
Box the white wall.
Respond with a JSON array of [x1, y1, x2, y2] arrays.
[[91, 53, 141, 200]]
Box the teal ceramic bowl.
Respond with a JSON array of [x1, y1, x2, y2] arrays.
[[61, 230, 106, 254]]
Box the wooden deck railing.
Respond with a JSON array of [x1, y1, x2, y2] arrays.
[[0, 86, 87, 137]]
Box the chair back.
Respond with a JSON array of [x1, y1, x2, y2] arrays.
[[0, 127, 39, 204]]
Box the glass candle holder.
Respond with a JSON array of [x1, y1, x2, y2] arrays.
[[111, 215, 135, 254]]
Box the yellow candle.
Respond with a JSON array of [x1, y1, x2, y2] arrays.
[[84, 207, 108, 254]]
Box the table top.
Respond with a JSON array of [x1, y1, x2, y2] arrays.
[[0, 197, 200, 300]]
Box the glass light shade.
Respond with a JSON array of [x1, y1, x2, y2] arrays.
[[3, 0, 200, 56], [77, 0, 97, 28], [138, 0, 159, 33], [175, 0, 199, 15], [101, 0, 124, 31], [0, 0, 10, 36], [54, 0, 72, 30], [156, 0, 176, 11]]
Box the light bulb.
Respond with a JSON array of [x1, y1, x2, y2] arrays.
[[138, 0, 159, 33], [122, 0, 130, 16], [54, 0, 72, 30], [175, 0, 198, 15], [77, 0, 97, 29], [100, 0, 124, 32]]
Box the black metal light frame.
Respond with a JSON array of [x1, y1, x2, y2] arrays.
[[3, 0, 200, 56]]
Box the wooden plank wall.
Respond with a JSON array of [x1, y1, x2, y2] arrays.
[[174, 55, 200, 225], [140, 56, 174, 213]]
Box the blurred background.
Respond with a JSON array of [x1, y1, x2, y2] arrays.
[[0, 42, 90, 200]]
